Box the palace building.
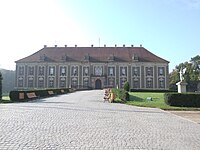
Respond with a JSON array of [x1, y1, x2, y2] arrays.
[[15, 45, 169, 90]]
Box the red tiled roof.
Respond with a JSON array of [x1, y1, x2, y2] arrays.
[[15, 46, 169, 63]]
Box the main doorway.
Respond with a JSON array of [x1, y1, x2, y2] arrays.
[[95, 79, 102, 89]]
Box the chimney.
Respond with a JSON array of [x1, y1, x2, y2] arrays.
[[91, 44, 93, 47], [44, 45, 47, 48], [55, 45, 57, 47], [64, 45, 67, 47]]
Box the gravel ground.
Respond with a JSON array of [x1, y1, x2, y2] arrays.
[[168, 111, 200, 124]]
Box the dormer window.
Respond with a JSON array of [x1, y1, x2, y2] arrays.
[[132, 54, 138, 61], [62, 54, 68, 61], [40, 54, 46, 61], [84, 54, 90, 61], [108, 54, 114, 61]]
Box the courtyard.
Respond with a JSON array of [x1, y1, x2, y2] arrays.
[[0, 90, 200, 149]]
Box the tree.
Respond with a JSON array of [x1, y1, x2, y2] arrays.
[[169, 70, 179, 91], [1, 69, 15, 94], [123, 81, 130, 92], [0, 71, 3, 101], [169, 55, 200, 92]]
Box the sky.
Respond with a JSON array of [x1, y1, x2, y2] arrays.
[[0, 0, 199, 72]]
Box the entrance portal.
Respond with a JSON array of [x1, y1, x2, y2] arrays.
[[95, 79, 102, 89]]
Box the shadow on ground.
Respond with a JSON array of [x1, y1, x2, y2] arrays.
[[129, 95, 144, 102]]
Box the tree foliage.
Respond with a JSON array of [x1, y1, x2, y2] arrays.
[[1, 69, 15, 94], [169, 55, 200, 91], [123, 81, 130, 92], [0, 71, 3, 101]]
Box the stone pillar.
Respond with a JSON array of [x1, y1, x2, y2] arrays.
[[176, 81, 187, 93]]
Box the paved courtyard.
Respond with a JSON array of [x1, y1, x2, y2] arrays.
[[0, 90, 200, 150]]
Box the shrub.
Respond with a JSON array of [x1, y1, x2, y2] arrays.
[[123, 81, 130, 92], [112, 88, 129, 102], [164, 93, 200, 107], [130, 89, 176, 93]]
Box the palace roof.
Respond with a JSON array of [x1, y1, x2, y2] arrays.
[[15, 45, 169, 63]]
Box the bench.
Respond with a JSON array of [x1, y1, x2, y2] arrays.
[[48, 90, 54, 95], [19, 92, 25, 100], [27, 92, 38, 100]]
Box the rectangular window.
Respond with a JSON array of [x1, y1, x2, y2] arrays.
[[18, 77, 24, 87], [108, 67, 115, 76], [83, 66, 89, 76], [108, 77, 115, 87], [39, 66, 45, 76], [94, 66, 103, 76], [28, 66, 34, 75], [50, 67, 54, 75], [132, 67, 140, 76], [19, 66, 24, 75], [71, 77, 78, 88], [60, 66, 66, 76], [83, 77, 89, 87], [120, 66, 127, 76], [146, 67, 153, 76], [158, 67, 165, 76], [146, 78, 153, 88], [28, 79, 34, 88], [60, 77, 66, 87], [71, 66, 78, 76], [158, 78, 165, 88], [38, 77, 44, 88], [48, 77, 54, 88], [133, 78, 140, 88]]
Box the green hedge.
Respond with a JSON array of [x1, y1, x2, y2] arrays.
[[9, 88, 70, 102], [164, 93, 200, 107], [130, 89, 176, 93]]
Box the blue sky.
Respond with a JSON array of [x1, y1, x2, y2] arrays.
[[0, 0, 199, 72]]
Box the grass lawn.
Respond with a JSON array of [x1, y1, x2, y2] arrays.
[[123, 92, 200, 111]]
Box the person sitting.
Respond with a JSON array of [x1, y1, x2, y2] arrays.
[[109, 91, 116, 103], [103, 88, 111, 102]]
